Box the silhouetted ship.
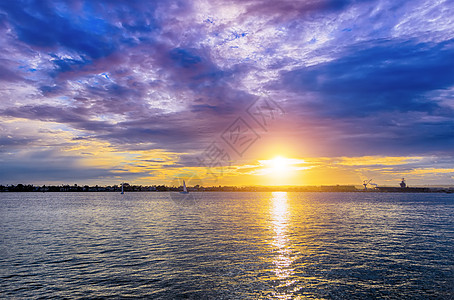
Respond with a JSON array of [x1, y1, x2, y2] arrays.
[[375, 178, 430, 193]]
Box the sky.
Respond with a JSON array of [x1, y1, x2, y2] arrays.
[[0, 0, 453, 187]]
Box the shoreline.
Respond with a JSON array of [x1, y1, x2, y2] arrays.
[[1, 189, 453, 194]]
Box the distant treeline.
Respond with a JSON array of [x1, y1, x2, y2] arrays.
[[0, 183, 360, 193], [3, 184, 451, 193]]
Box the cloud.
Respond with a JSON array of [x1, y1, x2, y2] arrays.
[[273, 38, 454, 157], [0, 0, 453, 184], [280, 39, 454, 117], [0, 1, 119, 59], [0, 160, 114, 183]]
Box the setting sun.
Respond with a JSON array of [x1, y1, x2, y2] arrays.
[[256, 156, 308, 186], [270, 156, 289, 175]]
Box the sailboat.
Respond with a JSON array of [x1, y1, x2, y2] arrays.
[[180, 180, 189, 194], [121, 182, 124, 194]]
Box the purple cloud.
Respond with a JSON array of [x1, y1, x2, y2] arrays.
[[0, 0, 453, 183]]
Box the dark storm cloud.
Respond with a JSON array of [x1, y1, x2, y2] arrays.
[[281, 39, 454, 117], [0, 1, 117, 59]]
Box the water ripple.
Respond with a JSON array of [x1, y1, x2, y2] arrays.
[[0, 192, 453, 299]]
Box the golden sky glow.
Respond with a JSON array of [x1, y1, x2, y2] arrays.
[[2, 116, 453, 187]]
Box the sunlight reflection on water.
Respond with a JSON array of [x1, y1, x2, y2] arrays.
[[270, 192, 298, 299]]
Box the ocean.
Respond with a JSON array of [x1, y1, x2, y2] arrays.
[[1, 192, 453, 299]]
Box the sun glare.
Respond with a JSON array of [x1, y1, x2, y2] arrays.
[[264, 156, 293, 185], [257, 156, 308, 186], [270, 156, 289, 174]]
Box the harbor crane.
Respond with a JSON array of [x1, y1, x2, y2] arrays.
[[363, 179, 372, 190]]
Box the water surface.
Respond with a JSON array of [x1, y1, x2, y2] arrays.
[[1, 192, 453, 299]]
